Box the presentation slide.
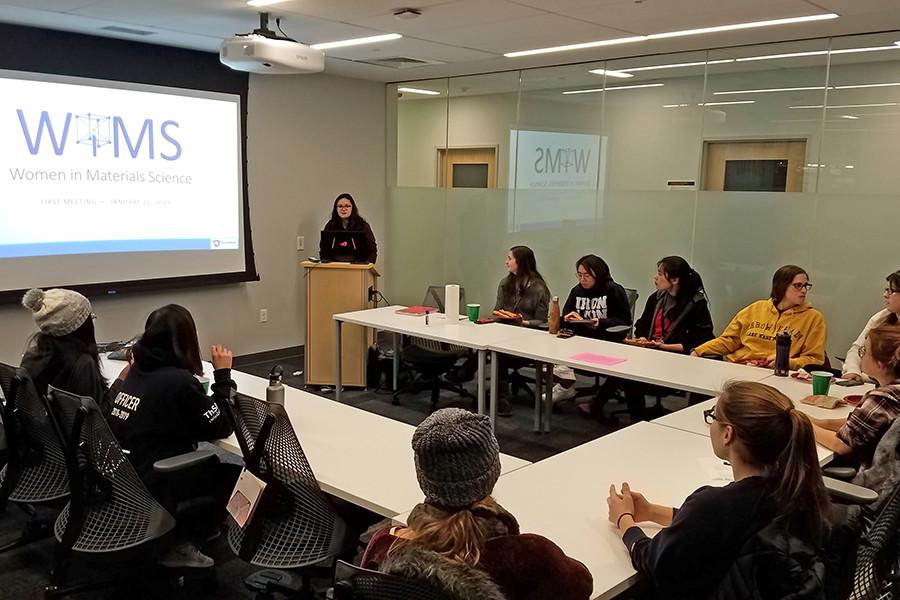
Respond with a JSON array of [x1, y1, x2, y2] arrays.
[[507, 129, 607, 231], [0, 70, 246, 293]]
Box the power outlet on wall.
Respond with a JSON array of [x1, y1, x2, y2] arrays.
[[259, 308, 268, 323], [296, 236, 304, 251]]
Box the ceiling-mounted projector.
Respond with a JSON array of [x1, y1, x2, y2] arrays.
[[220, 13, 324, 75]]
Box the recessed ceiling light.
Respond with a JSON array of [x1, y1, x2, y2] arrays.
[[789, 102, 899, 109], [247, 0, 287, 6], [506, 36, 647, 58], [505, 13, 837, 58], [735, 45, 900, 62], [663, 100, 755, 107], [845, 165, 855, 168], [645, 13, 838, 40], [562, 83, 664, 95], [714, 86, 827, 95], [841, 115, 860, 119], [834, 82, 900, 90], [620, 59, 734, 72], [311, 33, 401, 50], [397, 87, 440, 95], [588, 68, 634, 78]]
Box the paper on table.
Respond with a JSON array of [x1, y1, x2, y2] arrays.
[[697, 457, 734, 484], [570, 352, 627, 366]]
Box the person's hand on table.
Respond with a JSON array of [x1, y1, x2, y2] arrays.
[[564, 311, 582, 322], [843, 372, 863, 382], [211, 344, 233, 370], [607, 482, 637, 533]]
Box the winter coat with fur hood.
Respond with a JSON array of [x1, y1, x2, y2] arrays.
[[361, 502, 592, 600]]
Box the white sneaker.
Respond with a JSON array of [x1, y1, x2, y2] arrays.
[[158, 541, 215, 568], [552, 383, 577, 403]]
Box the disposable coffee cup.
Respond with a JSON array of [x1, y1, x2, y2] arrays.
[[467, 303, 480, 322], [810, 371, 834, 396], [196, 376, 211, 394]]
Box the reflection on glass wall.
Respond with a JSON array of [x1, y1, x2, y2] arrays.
[[389, 32, 900, 360]]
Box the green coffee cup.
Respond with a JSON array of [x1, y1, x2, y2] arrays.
[[810, 371, 833, 396], [196, 376, 211, 394], [467, 303, 480, 322]]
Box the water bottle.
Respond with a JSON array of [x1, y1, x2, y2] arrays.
[[774, 331, 791, 376], [548, 296, 561, 335], [267, 364, 285, 405]]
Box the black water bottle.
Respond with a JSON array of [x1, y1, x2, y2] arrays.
[[774, 331, 791, 376], [267, 364, 285, 405]]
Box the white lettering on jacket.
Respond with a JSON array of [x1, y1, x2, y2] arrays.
[[575, 296, 608, 320]]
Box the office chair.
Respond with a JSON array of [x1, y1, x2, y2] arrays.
[[43, 386, 177, 598], [393, 286, 474, 412], [331, 559, 454, 600], [0, 364, 70, 553], [843, 480, 900, 600], [224, 392, 347, 599]]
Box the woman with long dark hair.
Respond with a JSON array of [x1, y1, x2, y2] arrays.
[[107, 304, 236, 569], [693, 265, 826, 370], [843, 270, 900, 382], [20, 287, 109, 413], [495, 245, 550, 327], [320, 192, 377, 263], [362, 409, 591, 600], [607, 381, 831, 598], [628, 256, 713, 354]]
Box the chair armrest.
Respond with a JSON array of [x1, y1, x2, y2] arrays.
[[152, 449, 217, 474], [823, 476, 879, 505], [605, 325, 631, 334], [823, 466, 857, 480]]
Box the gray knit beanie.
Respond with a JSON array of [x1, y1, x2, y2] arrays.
[[22, 288, 92, 337], [412, 408, 501, 509]]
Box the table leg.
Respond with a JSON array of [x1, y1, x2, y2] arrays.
[[544, 361, 554, 433], [392, 332, 400, 391], [477, 350, 486, 415], [335, 320, 342, 402], [489, 350, 498, 430], [533, 362, 543, 433]]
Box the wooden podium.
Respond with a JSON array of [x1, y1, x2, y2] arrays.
[[303, 261, 378, 387]]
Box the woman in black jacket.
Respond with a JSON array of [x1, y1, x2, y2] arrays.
[[628, 256, 714, 354], [320, 192, 377, 263], [607, 381, 831, 599], [107, 304, 238, 569]]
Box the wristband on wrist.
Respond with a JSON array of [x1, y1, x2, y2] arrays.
[[616, 512, 635, 529]]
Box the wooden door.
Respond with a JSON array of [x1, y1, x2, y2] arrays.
[[703, 140, 807, 192], [437, 147, 497, 188]]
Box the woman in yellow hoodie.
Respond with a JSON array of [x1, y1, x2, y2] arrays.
[[692, 265, 826, 370]]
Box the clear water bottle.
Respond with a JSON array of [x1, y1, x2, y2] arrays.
[[774, 331, 791, 376], [267, 364, 285, 405]]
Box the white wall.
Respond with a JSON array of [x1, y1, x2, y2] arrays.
[[0, 72, 386, 365]]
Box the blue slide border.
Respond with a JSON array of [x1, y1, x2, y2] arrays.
[[0, 238, 211, 258]]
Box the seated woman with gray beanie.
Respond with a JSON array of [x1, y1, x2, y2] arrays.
[[361, 408, 592, 600], [20, 287, 111, 414]]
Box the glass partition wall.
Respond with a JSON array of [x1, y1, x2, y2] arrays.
[[386, 32, 900, 360]]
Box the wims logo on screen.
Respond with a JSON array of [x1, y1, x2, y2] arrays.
[[16, 110, 182, 160]]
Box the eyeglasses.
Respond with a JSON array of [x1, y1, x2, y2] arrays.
[[90, 313, 97, 321], [336, 204, 352, 210], [858, 345, 867, 358], [791, 282, 814, 291], [576, 271, 594, 280], [884, 288, 900, 296], [703, 406, 717, 424]]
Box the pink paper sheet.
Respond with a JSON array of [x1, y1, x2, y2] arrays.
[[570, 352, 627, 366]]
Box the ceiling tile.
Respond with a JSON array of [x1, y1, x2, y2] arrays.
[[349, 0, 545, 36], [324, 37, 495, 62], [273, 0, 455, 22], [428, 14, 636, 54]]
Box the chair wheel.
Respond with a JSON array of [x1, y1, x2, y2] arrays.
[[391, 397, 401, 405]]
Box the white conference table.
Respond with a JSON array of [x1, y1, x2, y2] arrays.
[[486, 325, 772, 431], [333, 306, 526, 416], [101, 356, 530, 517], [652, 371, 872, 465], [395, 421, 734, 600]]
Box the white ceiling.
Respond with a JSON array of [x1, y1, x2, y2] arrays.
[[2, 0, 900, 82]]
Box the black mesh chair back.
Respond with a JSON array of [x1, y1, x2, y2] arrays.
[[848, 480, 900, 600], [421, 286, 467, 316], [332, 560, 454, 600], [46, 386, 175, 554], [0, 363, 69, 504], [225, 392, 346, 569]]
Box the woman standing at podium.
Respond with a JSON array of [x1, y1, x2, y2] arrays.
[[320, 193, 377, 263]]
